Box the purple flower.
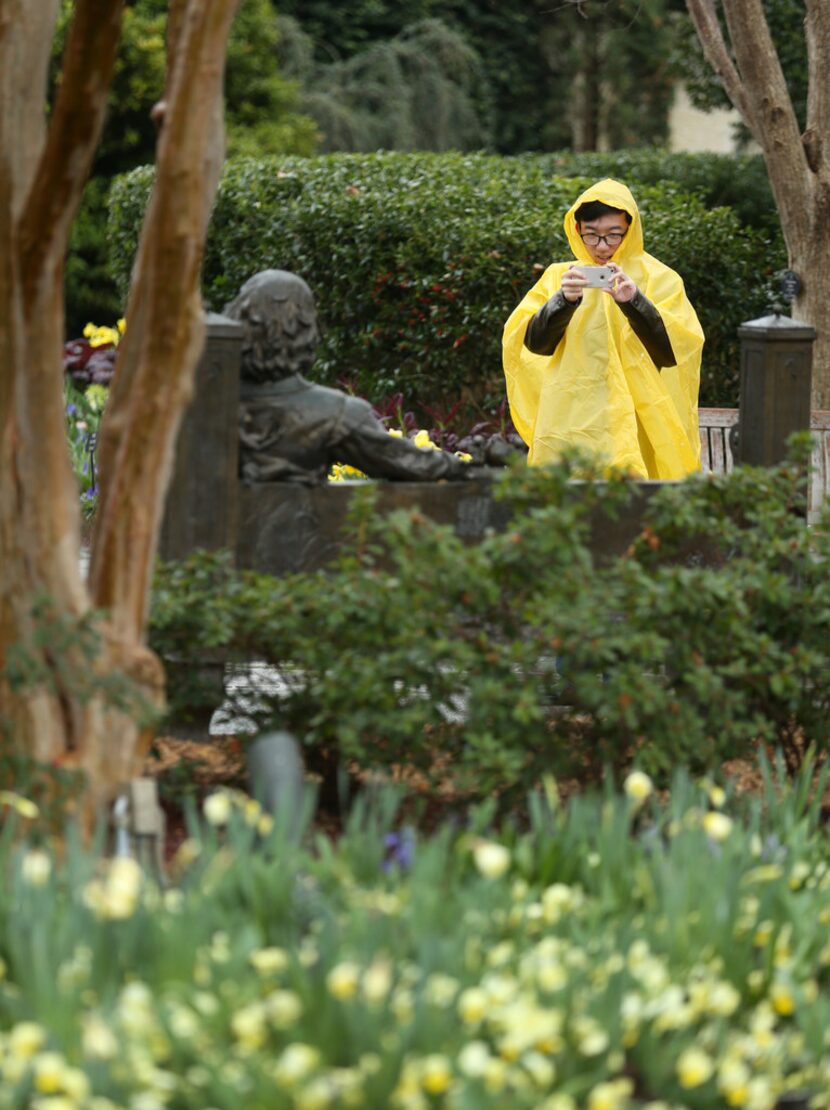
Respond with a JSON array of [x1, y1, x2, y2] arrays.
[[383, 828, 416, 872]]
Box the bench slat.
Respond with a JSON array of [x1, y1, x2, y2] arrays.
[[698, 408, 830, 521]]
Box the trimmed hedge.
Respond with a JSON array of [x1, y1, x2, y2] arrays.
[[108, 152, 784, 409], [537, 148, 781, 235]]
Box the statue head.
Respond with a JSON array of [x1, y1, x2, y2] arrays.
[[223, 269, 320, 383]]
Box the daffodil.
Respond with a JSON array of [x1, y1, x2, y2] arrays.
[[676, 1045, 715, 1088], [472, 839, 511, 879], [21, 849, 51, 886], [203, 790, 233, 826], [327, 961, 360, 1001], [623, 770, 653, 804], [249, 946, 289, 976], [703, 810, 733, 842]]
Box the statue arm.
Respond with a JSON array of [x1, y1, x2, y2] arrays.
[[336, 415, 470, 482]]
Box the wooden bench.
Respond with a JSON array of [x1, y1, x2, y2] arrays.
[[699, 407, 830, 522]]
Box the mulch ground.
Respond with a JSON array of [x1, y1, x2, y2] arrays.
[[143, 732, 801, 866]]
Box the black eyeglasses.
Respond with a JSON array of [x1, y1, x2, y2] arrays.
[[580, 231, 626, 248]]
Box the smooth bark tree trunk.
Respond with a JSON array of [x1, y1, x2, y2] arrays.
[[0, 0, 241, 829], [686, 0, 830, 408]]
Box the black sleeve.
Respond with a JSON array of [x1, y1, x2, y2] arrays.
[[618, 290, 676, 368], [523, 290, 581, 356]]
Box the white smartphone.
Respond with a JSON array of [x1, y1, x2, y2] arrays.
[[572, 264, 613, 288]]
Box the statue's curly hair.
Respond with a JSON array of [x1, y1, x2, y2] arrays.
[[223, 270, 320, 384]]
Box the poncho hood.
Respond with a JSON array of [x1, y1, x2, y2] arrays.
[[564, 178, 643, 266]]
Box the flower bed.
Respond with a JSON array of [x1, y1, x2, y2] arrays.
[[1, 758, 829, 1108]]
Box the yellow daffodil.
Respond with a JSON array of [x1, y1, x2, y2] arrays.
[[21, 849, 51, 886], [676, 1045, 715, 1088], [703, 811, 733, 842], [0, 790, 39, 819], [420, 1054, 452, 1095], [327, 961, 360, 1001], [623, 770, 653, 804], [265, 989, 304, 1029], [249, 946, 289, 977], [472, 839, 511, 879], [203, 791, 233, 826]]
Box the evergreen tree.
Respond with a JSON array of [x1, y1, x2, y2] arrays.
[[282, 18, 492, 152]]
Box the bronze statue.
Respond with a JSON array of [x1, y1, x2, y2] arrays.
[[223, 270, 472, 484]]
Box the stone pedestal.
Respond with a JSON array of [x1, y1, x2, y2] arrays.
[[736, 314, 815, 466], [159, 313, 242, 563], [236, 476, 674, 576]]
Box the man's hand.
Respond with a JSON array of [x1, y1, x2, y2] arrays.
[[561, 265, 588, 303], [605, 262, 637, 303]]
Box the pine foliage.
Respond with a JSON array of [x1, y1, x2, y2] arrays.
[[280, 18, 493, 152]]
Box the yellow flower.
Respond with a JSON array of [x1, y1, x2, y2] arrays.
[[587, 1078, 633, 1110], [522, 1050, 555, 1088], [117, 318, 126, 334], [265, 989, 304, 1029], [455, 451, 473, 462], [21, 849, 52, 886], [0, 790, 39, 819], [203, 791, 233, 826], [84, 856, 142, 920], [249, 946, 289, 976], [770, 978, 796, 1016], [541, 882, 578, 923], [413, 429, 439, 450], [82, 1015, 119, 1060], [388, 428, 403, 438], [33, 1051, 70, 1094], [327, 961, 360, 1001], [458, 987, 488, 1025], [676, 1045, 714, 1088], [273, 1043, 321, 1088], [420, 1054, 452, 1095], [472, 839, 511, 879], [231, 1002, 268, 1051], [362, 958, 393, 1005], [457, 1040, 491, 1078], [296, 1077, 336, 1109], [718, 1058, 751, 1105], [9, 1021, 47, 1059], [623, 771, 653, 804], [702, 811, 733, 842]]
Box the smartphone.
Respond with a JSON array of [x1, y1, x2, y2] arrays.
[[572, 265, 613, 288]]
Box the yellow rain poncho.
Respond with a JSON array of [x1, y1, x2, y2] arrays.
[[502, 179, 704, 479]]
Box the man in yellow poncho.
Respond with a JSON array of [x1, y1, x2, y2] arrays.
[[502, 179, 704, 479]]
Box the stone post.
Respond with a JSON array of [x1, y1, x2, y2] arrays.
[[158, 312, 242, 562], [735, 314, 815, 466]]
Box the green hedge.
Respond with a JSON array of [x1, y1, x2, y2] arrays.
[[108, 152, 783, 410], [150, 440, 830, 802], [537, 148, 781, 235]]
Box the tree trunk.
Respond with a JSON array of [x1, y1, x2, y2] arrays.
[[685, 0, 830, 408], [0, 0, 242, 829]]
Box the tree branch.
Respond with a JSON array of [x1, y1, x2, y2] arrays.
[[805, 0, 830, 173], [18, 0, 124, 307], [684, 0, 758, 136]]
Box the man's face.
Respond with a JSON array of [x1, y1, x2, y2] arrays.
[[577, 212, 628, 263]]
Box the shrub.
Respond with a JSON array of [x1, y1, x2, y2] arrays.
[[108, 152, 781, 409], [538, 148, 781, 235], [149, 441, 830, 800], [2, 758, 830, 1106]]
